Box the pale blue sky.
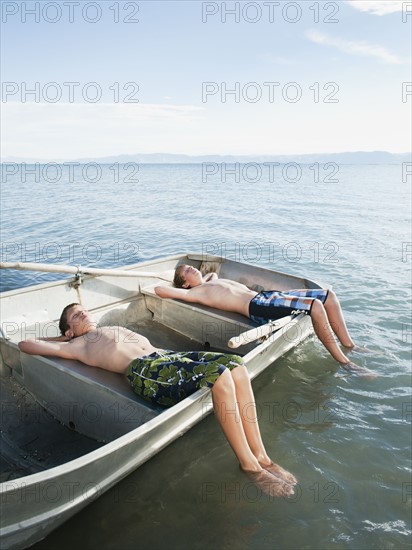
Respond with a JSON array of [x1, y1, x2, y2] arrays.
[[1, 0, 411, 159]]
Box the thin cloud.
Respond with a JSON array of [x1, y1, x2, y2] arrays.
[[2, 102, 204, 158], [346, 1, 405, 16], [2, 101, 204, 128], [306, 29, 402, 64]]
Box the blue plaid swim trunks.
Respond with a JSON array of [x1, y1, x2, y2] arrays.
[[249, 289, 329, 325], [127, 350, 244, 407]]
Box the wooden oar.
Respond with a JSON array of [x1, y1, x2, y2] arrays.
[[0, 261, 171, 280], [228, 315, 298, 348]]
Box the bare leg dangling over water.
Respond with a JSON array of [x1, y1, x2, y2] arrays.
[[306, 291, 377, 378], [211, 366, 296, 497]]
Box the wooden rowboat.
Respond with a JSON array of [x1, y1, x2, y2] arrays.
[[0, 253, 326, 549]]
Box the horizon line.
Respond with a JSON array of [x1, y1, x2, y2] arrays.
[[2, 150, 411, 163]]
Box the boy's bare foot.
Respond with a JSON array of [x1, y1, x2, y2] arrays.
[[340, 361, 378, 379], [259, 461, 297, 485], [241, 467, 294, 498]]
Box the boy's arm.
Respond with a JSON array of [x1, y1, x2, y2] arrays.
[[18, 338, 77, 359], [154, 285, 197, 301]]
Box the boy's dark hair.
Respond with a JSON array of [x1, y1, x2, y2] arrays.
[[173, 265, 186, 288], [59, 303, 80, 335]]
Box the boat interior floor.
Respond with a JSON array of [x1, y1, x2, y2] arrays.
[[0, 375, 106, 483]]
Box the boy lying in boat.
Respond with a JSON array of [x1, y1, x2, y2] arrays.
[[18, 303, 296, 498], [154, 265, 376, 378]]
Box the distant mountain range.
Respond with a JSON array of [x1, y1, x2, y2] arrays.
[[2, 151, 411, 164]]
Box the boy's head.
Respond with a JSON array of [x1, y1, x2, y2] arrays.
[[59, 303, 93, 338], [59, 303, 80, 335], [173, 265, 187, 288], [173, 265, 203, 289]]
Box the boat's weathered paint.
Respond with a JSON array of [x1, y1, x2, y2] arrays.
[[0, 253, 323, 549]]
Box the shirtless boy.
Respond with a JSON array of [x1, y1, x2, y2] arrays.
[[154, 265, 376, 377], [19, 303, 296, 498]]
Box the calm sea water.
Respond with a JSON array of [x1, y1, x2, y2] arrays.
[[1, 163, 411, 549]]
